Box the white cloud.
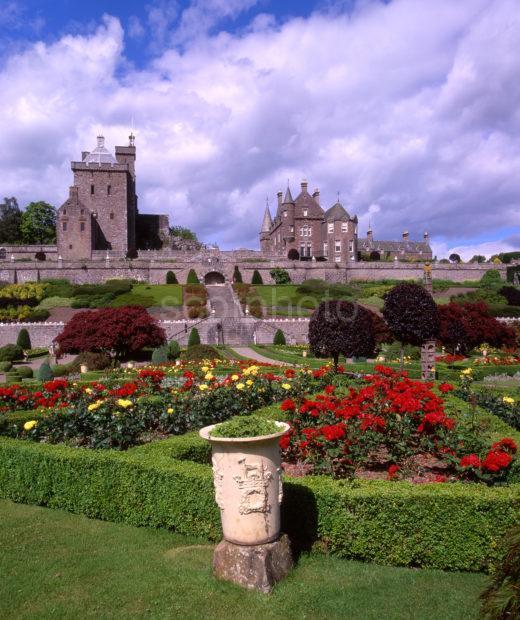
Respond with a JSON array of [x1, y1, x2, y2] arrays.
[[0, 0, 519, 250]]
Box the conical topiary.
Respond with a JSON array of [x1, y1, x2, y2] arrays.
[[188, 327, 201, 348], [251, 270, 263, 285], [166, 270, 178, 284], [233, 266, 243, 283], [16, 328, 32, 350], [167, 340, 181, 360], [273, 329, 286, 345], [37, 361, 53, 382], [187, 269, 200, 284]]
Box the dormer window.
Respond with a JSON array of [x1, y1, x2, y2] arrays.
[[303, 209, 308, 217]]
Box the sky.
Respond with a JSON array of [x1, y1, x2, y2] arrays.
[[0, 0, 519, 259]]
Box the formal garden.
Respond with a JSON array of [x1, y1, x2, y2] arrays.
[[0, 277, 519, 617]]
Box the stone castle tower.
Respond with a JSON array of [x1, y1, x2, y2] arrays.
[[57, 135, 168, 259]]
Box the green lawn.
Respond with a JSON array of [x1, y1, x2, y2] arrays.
[[131, 284, 183, 306], [0, 500, 486, 620]]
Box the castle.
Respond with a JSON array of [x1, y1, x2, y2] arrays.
[[259, 180, 432, 262], [56, 135, 169, 260]]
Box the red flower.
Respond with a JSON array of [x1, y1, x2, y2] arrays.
[[284, 368, 295, 379], [183, 370, 194, 379], [320, 423, 346, 441], [481, 450, 512, 472], [387, 464, 399, 479], [459, 454, 481, 469], [438, 383, 454, 393], [324, 385, 335, 394], [281, 399, 296, 412], [434, 475, 447, 483], [279, 433, 291, 450], [491, 438, 517, 453]]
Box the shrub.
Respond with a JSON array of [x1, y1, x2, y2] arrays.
[[186, 298, 203, 307], [50, 364, 70, 377], [68, 352, 112, 374], [251, 270, 263, 285], [166, 270, 178, 284], [480, 526, 520, 619], [16, 329, 31, 350], [15, 366, 33, 379], [27, 308, 50, 322], [500, 286, 520, 306], [187, 269, 199, 284], [151, 346, 169, 363], [273, 329, 286, 345], [309, 300, 376, 368], [0, 361, 12, 372], [55, 306, 166, 360], [36, 361, 53, 381], [181, 344, 221, 361], [37, 296, 73, 309], [383, 283, 439, 346], [167, 340, 181, 360], [249, 299, 263, 318], [232, 266, 242, 283], [288, 249, 300, 261], [369, 250, 381, 261], [0, 344, 23, 362], [481, 270, 503, 288], [187, 327, 201, 348], [42, 279, 74, 298], [270, 268, 291, 285]]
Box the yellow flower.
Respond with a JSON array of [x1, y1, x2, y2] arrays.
[[167, 408, 174, 414], [199, 384, 209, 391], [117, 399, 133, 408], [503, 396, 515, 405], [85, 388, 92, 394], [246, 379, 253, 386], [282, 383, 291, 390], [236, 383, 245, 390], [205, 372, 214, 381], [461, 368, 473, 376], [23, 420, 37, 431], [88, 400, 103, 411], [231, 374, 240, 381], [201, 366, 209, 372]]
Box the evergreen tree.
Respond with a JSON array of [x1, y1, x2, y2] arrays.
[[273, 329, 286, 345], [37, 361, 54, 381], [0, 197, 23, 243], [166, 270, 178, 284], [16, 328, 31, 350], [187, 269, 200, 284], [233, 266, 243, 283], [251, 270, 263, 285], [188, 327, 201, 348]]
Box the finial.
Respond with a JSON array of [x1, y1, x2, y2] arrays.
[[129, 132, 135, 147], [337, 191, 340, 203]]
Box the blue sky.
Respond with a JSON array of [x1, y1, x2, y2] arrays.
[[0, 0, 519, 258]]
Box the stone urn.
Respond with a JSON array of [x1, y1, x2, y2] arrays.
[[199, 421, 289, 546], [80, 364, 88, 374], [302, 350, 308, 358]]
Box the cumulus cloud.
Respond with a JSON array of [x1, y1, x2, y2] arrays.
[[0, 0, 519, 252]]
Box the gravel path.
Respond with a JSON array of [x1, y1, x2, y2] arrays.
[[230, 346, 292, 366]]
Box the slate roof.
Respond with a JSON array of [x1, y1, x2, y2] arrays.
[[324, 201, 350, 221], [83, 136, 117, 165]]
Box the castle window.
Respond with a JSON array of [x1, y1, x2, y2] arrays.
[[335, 256, 341, 262], [349, 240, 354, 252], [328, 223, 334, 234], [303, 209, 308, 217], [341, 223, 348, 232], [80, 223, 85, 232], [306, 243, 312, 257], [62, 222, 67, 231], [91, 185, 94, 195], [110, 212, 114, 220], [335, 240, 341, 253], [69, 244, 73, 250], [80, 209, 84, 216], [323, 242, 328, 257], [63, 209, 67, 215], [107, 185, 111, 195], [290, 225, 294, 233], [283, 211, 287, 217]]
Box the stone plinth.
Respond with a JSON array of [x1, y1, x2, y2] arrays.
[[213, 534, 293, 593]]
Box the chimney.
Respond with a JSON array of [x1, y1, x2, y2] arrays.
[[367, 228, 373, 241], [129, 132, 135, 147], [312, 188, 320, 204], [81, 151, 89, 161], [277, 191, 283, 209], [423, 232, 429, 240], [301, 179, 308, 193], [402, 231, 409, 240]]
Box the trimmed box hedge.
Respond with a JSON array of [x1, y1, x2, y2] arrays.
[[0, 431, 518, 572]]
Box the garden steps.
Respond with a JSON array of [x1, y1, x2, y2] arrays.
[[207, 285, 243, 318]]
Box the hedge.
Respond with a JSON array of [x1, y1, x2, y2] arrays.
[[0, 431, 519, 572]]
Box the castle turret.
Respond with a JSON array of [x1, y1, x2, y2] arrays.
[[259, 202, 273, 253]]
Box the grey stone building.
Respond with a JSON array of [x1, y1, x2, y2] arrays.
[[57, 135, 169, 259]]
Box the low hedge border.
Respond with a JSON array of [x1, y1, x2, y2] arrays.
[[1, 429, 519, 572]]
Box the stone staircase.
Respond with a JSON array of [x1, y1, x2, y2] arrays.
[[207, 284, 243, 318]]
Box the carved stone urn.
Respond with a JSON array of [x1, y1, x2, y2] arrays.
[[200, 422, 290, 546]]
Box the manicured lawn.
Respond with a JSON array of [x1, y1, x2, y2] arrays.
[[131, 283, 183, 306], [0, 500, 486, 619]]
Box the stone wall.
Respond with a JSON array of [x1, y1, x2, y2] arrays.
[[0, 245, 58, 260]]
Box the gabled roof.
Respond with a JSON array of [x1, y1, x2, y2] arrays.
[[358, 237, 431, 253], [294, 187, 323, 218], [324, 201, 350, 222]]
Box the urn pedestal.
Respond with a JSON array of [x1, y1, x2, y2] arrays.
[[200, 422, 293, 592]]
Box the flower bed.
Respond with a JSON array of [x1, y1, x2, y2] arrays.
[[278, 367, 518, 484]]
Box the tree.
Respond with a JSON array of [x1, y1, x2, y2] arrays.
[[273, 329, 286, 345], [287, 248, 300, 261], [55, 306, 165, 360], [469, 255, 486, 264], [233, 266, 243, 283], [251, 270, 263, 285], [382, 283, 440, 368], [437, 303, 468, 354], [167, 340, 181, 360], [166, 270, 178, 284], [369, 250, 381, 261], [309, 300, 376, 369], [151, 346, 168, 363], [490, 252, 520, 264], [188, 327, 201, 348], [20, 201, 56, 244], [187, 269, 200, 284], [449, 253, 461, 264], [366, 309, 393, 348], [270, 268, 291, 285], [169, 226, 198, 241], [16, 328, 31, 350], [0, 197, 22, 244]]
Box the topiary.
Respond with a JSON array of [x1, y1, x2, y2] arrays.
[[233, 266, 243, 283], [273, 329, 286, 345], [0, 361, 12, 372], [15, 366, 33, 379], [270, 268, 291, 285], [166, 271, 178, 284], [251, 270, 263, 285], [36, 361, 53, 381], [309, 300, 376, 369], [51, 364, 72, 377], [187, 269, 200, 284], [16, 328, 31, 350], [188, 327, 201, 348], [181, 344, 221, 361], [167, 340, 181, 360], [480, 269, 503, 288], [0, 344, 23, 362], [151, 346, 169, 363], [5, 371, 21, 384]]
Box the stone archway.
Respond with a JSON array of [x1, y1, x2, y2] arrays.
[[204, 271, 226, 285]]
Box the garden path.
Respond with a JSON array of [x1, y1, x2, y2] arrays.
[[230, 346, 293, 366]]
